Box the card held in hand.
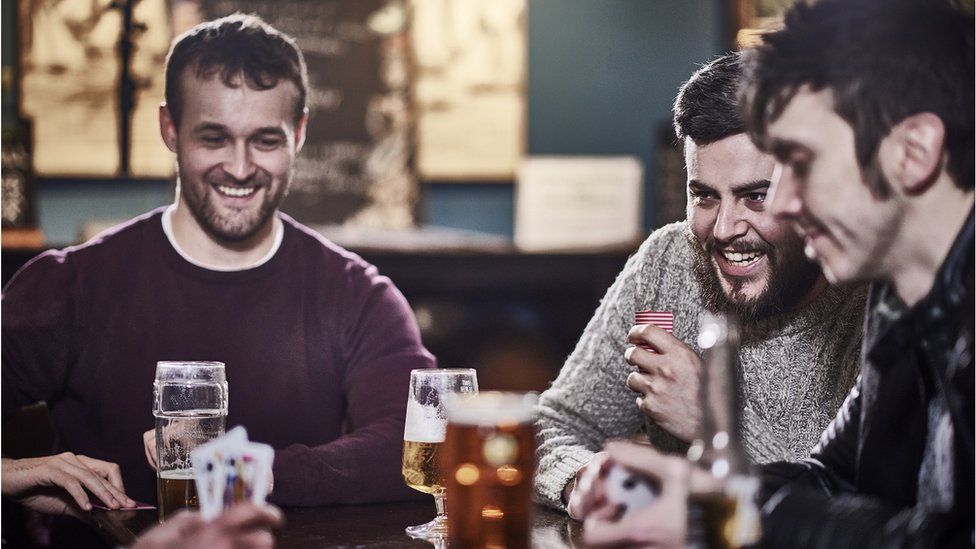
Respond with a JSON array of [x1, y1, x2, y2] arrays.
[[634, 310, 675, 352], [191, 426, 274, 520]]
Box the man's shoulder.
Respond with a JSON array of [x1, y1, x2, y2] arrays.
[[278, 214, 377, 279], [3, 208, 165, 296], [637, 221, 691, 257], [8, 209, 164, 282], [64, 207, 165, 256], [631, 220, 694, 273]]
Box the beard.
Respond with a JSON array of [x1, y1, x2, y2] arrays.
[[179, 164, 286, 244], [686, 227, 822, 325]]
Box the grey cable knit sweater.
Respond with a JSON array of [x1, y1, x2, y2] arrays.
[[534, 221, 866, 510]]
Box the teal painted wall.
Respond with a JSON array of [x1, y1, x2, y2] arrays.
[[27, 0, 724, 245]]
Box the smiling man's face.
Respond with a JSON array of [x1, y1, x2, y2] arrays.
[[161, 71, 305, 245], [685, 133, 822, 322]]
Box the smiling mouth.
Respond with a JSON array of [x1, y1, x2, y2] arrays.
[[719, 249, 765, 267], [216, 185, 257, 198]]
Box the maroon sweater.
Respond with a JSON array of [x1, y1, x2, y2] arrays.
[[2, 208, 435, 506]]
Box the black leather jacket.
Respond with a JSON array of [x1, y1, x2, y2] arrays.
[[759, 208, 974, 549]]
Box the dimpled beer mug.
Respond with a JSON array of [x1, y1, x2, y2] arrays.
[[402, 368, 478, 540], [153, 361, 228, 521], [444, 392, 538, 549]]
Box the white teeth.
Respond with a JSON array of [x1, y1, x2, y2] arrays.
[[804, 241, 817, 260], [217, 185, 256, 197], [721, 250, 763, 265]]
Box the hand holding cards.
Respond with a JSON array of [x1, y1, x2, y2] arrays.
[[191, 426, 274, 520], [604, 463, 658, 518]]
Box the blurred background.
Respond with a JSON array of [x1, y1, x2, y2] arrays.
[[1, 0, 793, 395]]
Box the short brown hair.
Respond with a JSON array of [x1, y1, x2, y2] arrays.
[[164, 13, 308, 127]]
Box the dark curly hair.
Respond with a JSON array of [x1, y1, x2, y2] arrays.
[[164, 13, 308, 127]]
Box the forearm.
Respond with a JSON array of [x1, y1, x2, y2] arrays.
[[535, 336, 645, 510], [535, 237, 659, 510], [269, 419, 419, 506]]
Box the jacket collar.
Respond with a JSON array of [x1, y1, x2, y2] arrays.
[[865, 206, 975, 367]]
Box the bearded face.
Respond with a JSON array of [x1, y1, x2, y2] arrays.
[[684, 134, 823, 324]]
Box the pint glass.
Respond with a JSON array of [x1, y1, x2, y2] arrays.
[[444, 392, 538, 549], [402, 368, 478, 539], [153, 361, 228, 521]]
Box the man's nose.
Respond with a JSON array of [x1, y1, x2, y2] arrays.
[[712, 201, 748, 242], [224, 142, 257, 182], [768, 163, 803, 220]]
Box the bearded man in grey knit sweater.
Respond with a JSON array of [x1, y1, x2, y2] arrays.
[[535, 53, 866, 517]]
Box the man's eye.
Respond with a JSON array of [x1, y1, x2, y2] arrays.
[[254, 137, 284, 150], [200, 135, 225, 146], [746, 192, 767, 202]]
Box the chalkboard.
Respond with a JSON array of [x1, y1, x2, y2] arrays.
[[201, 0, 416, 228]]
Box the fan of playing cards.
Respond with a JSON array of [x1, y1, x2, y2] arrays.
[[191, 426, 274, 520]]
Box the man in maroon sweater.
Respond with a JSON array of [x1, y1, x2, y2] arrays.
[[1, 13, 434, 517]]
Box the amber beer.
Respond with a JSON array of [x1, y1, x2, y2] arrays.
[[444, 392, 537, 549], [402, 440, 447, 495], [687, 493, 739, 549], [157, 469, 198, 519], [154, 412, 224, 520]]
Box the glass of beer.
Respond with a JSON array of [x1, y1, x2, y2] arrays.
[[153, 361, 228, 521], [402, 368, 478, 539], [443, 392, 538, 549]]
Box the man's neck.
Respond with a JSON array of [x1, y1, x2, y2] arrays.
[[169, 200, 278, 270], [888, 177, 974, 307]]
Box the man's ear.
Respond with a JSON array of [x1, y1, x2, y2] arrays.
[[294, 107, 309, 153], [159, 103, 178, 153], [878, 112, 946, 195]]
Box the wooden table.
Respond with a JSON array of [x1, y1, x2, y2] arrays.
[[91, 500, 585, 548]]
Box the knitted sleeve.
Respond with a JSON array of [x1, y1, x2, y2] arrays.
[[534, 227, 680, 510]]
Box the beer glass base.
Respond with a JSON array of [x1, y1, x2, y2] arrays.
[[405, 514, 448, 540]]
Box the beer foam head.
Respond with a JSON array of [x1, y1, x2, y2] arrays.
[[447, 392, 538, 426], [404, 399, 447, 442]]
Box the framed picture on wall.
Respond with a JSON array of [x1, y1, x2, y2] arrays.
[[411, 0, 527, 182], [730, 0, 797, 49], [17, 0, 173, 178]]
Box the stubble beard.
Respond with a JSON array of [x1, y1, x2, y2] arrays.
[[179, 165, 286, 245], [686, 228, 822, 325]]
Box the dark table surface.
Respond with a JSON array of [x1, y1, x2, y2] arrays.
[[91, 500, 585, 548]]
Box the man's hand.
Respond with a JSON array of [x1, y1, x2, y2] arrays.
[[131, 503, 284, 549], [144, 429, 158, 471], [624, 324, 703, 442], [581, 442, 692, 549], [1, 453, 137, 517], [564, 452, 611, 521]]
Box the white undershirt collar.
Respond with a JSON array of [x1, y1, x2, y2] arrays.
[[161, 205, 283, 272]]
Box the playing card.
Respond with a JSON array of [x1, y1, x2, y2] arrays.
[[634, 310, 674, 352], [237, 440, 274, 505], [191, 426, 274, 520], [192, 428, 240, 520], [604, 463, 657, 517]]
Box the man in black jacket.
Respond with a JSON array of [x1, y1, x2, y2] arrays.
[[576, 0, 974, 547]]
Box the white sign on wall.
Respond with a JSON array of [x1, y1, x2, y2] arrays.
[[515, 156, 643, 252]]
